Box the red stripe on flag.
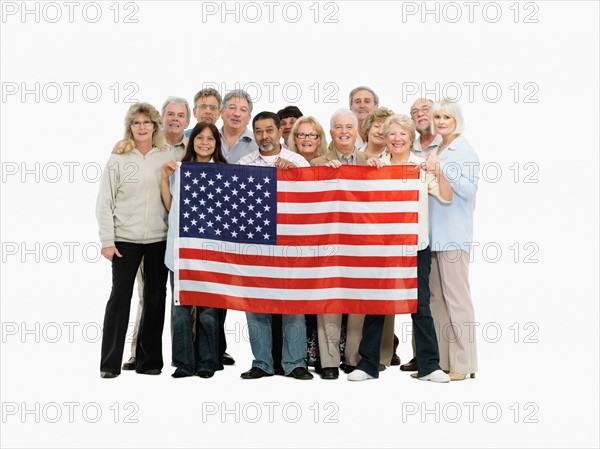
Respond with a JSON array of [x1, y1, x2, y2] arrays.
[[277, 211, 418, 225], [179, 269, 418, 290], [277, 233, 418, 246], [179, 248, 417, 268], [278, 189, 419, 203], [277, 165, 421, 182], [178, 291, 418, 314]]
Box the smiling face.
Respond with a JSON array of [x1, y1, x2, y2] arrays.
[[386, 123, 413, 159], [253, 118, 282, 154], [367, 119, 385, 146], [294, 122, 320, 160], [194, 95, 220, 124], [433, 112, 457, 136], [193, 126, 217, 162], [330, 114, 357, 154], [130, 113, 155, 145], [220, 96, 250, 132], [410, 99, 433, 134], [351, 89, 377, 122], [163, 103, 190, 140]]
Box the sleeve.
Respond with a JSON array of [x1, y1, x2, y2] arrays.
[[426, 172, 451, 203], [95, 157, 118, 248], [440, 141, 479, 200]]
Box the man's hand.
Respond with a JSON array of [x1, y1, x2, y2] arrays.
[[101, 246, 122, 261], [367, 157, 384, 169], [112, 140, 126, 154], [274, 158, 297, 170], [324, 159, 342, 169]]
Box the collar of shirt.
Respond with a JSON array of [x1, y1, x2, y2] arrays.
[[336, 148, 357, 165]]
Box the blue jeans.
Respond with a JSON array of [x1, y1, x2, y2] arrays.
[[246, 312, 307, 375], [170, 271, 222, 374]]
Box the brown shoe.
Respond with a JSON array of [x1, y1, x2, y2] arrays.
[[122, 357, 136, 371], [400, 358, 418, 371]]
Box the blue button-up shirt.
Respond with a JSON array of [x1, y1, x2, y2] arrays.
[[428, 135, 479, 254]]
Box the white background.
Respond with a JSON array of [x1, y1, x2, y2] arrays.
[[1, 1, 598, 447]]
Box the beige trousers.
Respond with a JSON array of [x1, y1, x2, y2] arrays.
[[429, 250, 478, 374]]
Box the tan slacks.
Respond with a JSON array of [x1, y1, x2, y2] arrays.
[[429, 250, 478, 374]]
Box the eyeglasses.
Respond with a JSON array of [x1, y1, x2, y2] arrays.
[[295, 133, 319, 139], [131, 120, 153, 128], [197, 104, 219, 111]]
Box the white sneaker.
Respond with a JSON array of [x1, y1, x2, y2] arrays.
[[419, 369, 450, 383], [347, 369, 375, 381]]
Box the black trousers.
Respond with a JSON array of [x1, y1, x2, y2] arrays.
[[356, 246, 441, 378], [100, 241, 168, 374]]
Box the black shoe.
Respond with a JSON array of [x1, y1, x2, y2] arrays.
[[100, 371, 119, 379], [222, 352, 235, 365], [139, 369, 161, 375], [287, 367, 314, 380], [122, 357, 136, 370], [240, 367, 273, 379], [274, 366, 285, 376], [344, 365, 356, 374], [196, 370, 215, 378], [320, 367, 339, 380], [391, 354, 401, 366], [171, 368, 191, 378]]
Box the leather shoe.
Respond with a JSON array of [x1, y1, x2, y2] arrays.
[[287, 367, 314, 380], [122, 357, 136, 370], [100, 371, 119, 379], [222, 352, 235, 365], [320, 367, 339, 380], [343, 364, 355, 374], [240, 367, 273, 379], [400, 358, 418, 371], [196, 370, 215, 378], [139, 368, 161, 375], [391, 354, 401, 365]]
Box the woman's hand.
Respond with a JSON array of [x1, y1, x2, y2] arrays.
[[424, 152, 441, 174], [101, 246, 122, 261], [161, 161, 178, 179]]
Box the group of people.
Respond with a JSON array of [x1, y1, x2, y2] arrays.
[[95, 86, 480, 383]]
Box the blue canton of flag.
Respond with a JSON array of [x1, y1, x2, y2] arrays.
[[178, 163, 278, 246]]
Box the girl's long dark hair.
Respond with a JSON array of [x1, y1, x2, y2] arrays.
[[182, 122, 227, 164]]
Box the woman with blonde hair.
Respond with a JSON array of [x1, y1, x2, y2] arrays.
[[96, 102, 175, 378], [427, 98, 479, 380], [287, 115, 328, 162]]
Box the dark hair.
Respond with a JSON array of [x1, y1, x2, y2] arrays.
[[252, 111, 281, 129], [182, 122, 227, 164], [276, 105, 303, 120]]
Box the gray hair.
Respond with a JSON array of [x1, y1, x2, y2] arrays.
[[348, 86, 379, 108], [161, 96, 190, 119], [330, 108, 358, 129], [221, 89, 253, 114], [431, 98, 465, 134]]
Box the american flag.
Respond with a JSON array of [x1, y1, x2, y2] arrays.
[[174, 162, 420, 314]]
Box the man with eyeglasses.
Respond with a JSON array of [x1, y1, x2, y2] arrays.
[[349, 86, 379, 150], [410, 98, 442, 158], [185, 88, 222, 136], [397, 97, 443, 374], [310, 108, 368, 380]]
